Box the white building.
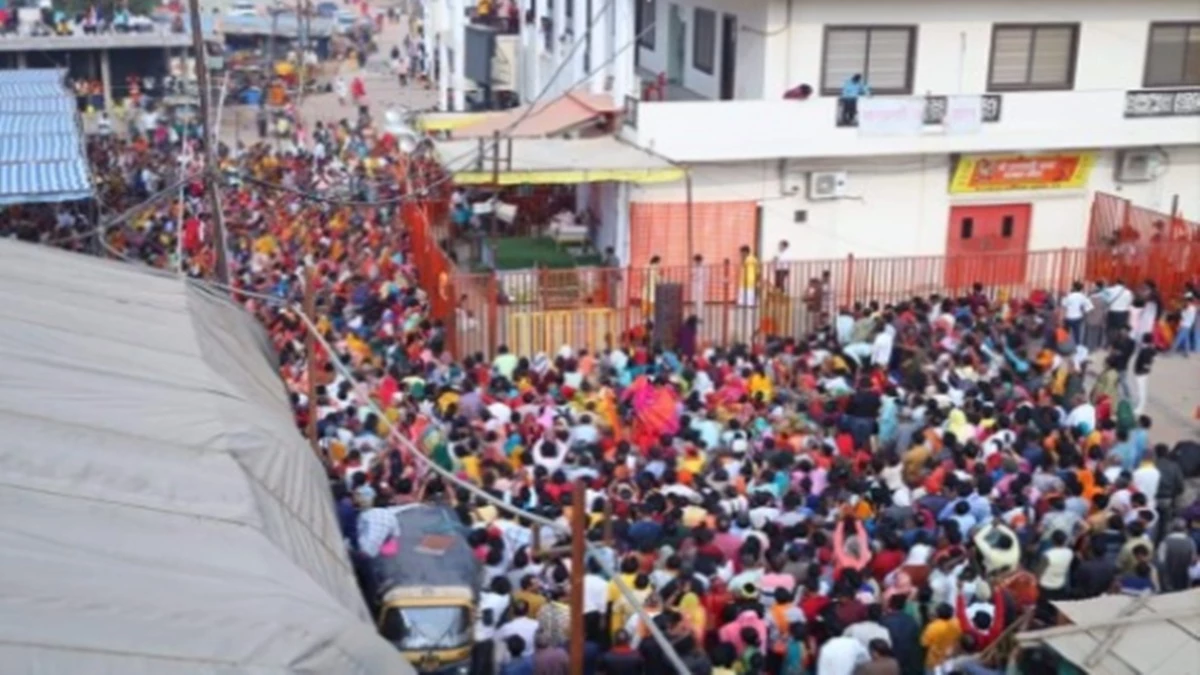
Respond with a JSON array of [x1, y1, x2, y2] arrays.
[[610, 0, 1200, 269], [437, 0, 1199, 273]]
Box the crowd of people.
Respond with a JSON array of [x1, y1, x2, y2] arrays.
[[8, 58, 1200, 675]]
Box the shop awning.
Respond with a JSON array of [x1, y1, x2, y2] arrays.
[[435, 136, 684, 185], [452, 90, 619, 139], [414, 112, 491, 132]]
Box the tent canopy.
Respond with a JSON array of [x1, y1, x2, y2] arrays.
[[0, 241, 409, 674], [1017, 589, 1200, 675]]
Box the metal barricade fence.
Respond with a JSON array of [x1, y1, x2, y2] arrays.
[[406, 193, 1199, 359]]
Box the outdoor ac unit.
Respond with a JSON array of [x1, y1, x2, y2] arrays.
[[808, 171, 848, 200], [1115, 150, 1159, 183]]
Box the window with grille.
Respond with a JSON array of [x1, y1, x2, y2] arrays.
[[988, 24, 1078, 91], [1144, 23, 1200, 87], [638, 0, 657, 50], [693, 8, 716, 74], [821, 26, 916, 95]]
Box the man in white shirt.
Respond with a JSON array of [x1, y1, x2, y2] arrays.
[[493, 599, 538, 658], [1132, 457, 1161, 501], [871, 324, 895, 369], [1172, 294, 1196, 355], [1061, 281, 1094, 344], [1103, 280, 1134, 333], [1064, 396, 1097, 434], [817, 634, 869, 675], [836, 307, 856, 345]]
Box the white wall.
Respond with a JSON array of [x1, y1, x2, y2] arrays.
[[636, 0, 1200, 99], [627, 145, 1200, 261], [767, 0, 1199, 99], [635, 0, 772, 99]]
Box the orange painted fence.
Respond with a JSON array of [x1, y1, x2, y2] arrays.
[[403, 192, 1200, 359], [1089, 191, 1197, 245]]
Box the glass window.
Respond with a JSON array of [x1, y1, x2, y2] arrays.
[[989, 24, 1078, 91], [693, 8, 716, 74], [1145, 23, 1200, 87], [380, 606, 471, 651], [821, 26, 916, 95]]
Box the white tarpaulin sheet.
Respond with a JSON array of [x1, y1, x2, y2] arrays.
[[0, 241, 411, 674]]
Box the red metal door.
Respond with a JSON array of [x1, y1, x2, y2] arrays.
[[946, 204, 1031, 292]]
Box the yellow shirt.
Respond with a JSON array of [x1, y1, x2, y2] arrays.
[[748, 373, 773, 401], [461, 454, 481, 482], [921, 618, 962, 667], [741, 254, 759, 288], [678, 454, 705, 476], [513, 589, 545, 617]]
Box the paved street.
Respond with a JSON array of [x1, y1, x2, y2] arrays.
[[218, 7, 438, 143]]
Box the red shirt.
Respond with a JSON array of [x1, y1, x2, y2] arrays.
[[800, 594, 830, 623], [870, 548, 906, 582]]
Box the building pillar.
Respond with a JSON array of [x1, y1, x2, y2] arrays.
[[612, 0, 632, 101], [450, 0, 466, 111], [99, 48, 113, 111], [615, 181, 631, 264], [423, 1, 436, 84], [571, 0, 587, 88], [530, 0, 543, 101], [438, 0, 451, 111], [590, 0, 610, 94], [16, 51, 27, 69], [551, 0, 566, 97]]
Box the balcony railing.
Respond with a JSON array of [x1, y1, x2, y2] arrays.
[[835, 94, 1003, 128], [623, 90, 1200, 163], [1124, 89, 1200, 118]]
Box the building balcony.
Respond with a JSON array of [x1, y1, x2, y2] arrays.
[[621, 90, 1200, 163], [1124, 89, 1200, 118]]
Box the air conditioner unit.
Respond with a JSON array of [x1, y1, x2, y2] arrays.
[[1115, 150, 1159, 183], [808, 171, 848, 200]]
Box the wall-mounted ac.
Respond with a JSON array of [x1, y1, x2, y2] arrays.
[[1114, 149, 1161, 183], [808, 171, 849, 200]]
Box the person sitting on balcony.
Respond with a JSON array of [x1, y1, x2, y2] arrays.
[[839, 74, 871, 126], [783, 83, 813, 101]]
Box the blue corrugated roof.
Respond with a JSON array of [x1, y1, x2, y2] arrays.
[[0, 113, 82, 137], [0, 82, 71, 99], [0, 69, 92, 205], [0, 160, 92, 205], [0, 135, 82, 164], [0, 97, 76, 114], [0, 68, 69, 84]]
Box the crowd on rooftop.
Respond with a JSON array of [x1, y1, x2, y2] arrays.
[[4, 42, 1199, 675]]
